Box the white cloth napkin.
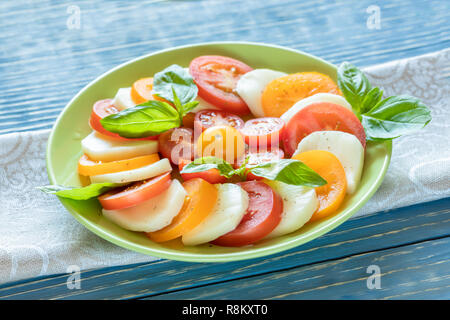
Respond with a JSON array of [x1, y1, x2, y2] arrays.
[[0, 49, 449, 285]]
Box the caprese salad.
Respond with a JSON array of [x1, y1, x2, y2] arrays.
[[40, 54, 431, 247]]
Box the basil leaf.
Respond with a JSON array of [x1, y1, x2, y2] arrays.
[[182, 101, 200, 115], [361, 95, 432, 140], [249, 159, 327, 187], [153, 64, 198, 105], [100, 100, 180, 138], [338, 62, 372, 115], [361, 87, 383, 114], [180, 157, 235, 178], [37, 183, 122, 200]]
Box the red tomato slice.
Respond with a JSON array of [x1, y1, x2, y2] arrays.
[[194, 110, 244, 132], [90, 99, 158, 141], [235, 147, 285, 181], [282, 102, 366, 156], [241, 117, 284, 148], [158, 127, 194, 165], [212, 181, 283, 247], [98, 172, 172, 210], [189, 56, 253, 115], [178, 159, 227, 184]]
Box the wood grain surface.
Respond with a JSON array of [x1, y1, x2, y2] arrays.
[[0, 0, 449, 299]]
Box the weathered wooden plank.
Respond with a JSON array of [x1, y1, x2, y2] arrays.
[[0, 0, 448, 134], [150, 237, 450, 300], [0, 198, 448, 300]]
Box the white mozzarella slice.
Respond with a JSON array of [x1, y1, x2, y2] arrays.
[[102, 179, 186, 232], [264, 180, 318, 239], [112, 87, 136, 110], [182, 183, 249, 246], [90, 158, 172, 184], [281, 93, 353, 123], [236, 69, 287, 117], [81, 131, 158, 162], [293, 131, 364, 194]]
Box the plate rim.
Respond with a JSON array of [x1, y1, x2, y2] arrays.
[[46, 41, 392, 262]]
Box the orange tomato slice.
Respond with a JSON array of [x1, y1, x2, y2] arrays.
[[292, 150, 347, 222], [131, 77, 155, 104], [261, 72, 341, 118], [78, 153, 160, 176], [147, 178, 218, 242]]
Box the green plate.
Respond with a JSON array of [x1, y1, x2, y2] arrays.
[[47, 42, 391, 262]]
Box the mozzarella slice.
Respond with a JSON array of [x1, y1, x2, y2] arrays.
[[293, 131, 364, 194], [236, 69, 287, 117], [264, 180, 318, 239], [81, 131, 158, 162], [103, 179, 186, 232], [112, 87, 136, 110], [182, 183, 249, 246], [281, 93, 353, 123], [90, 158, 171, 184]]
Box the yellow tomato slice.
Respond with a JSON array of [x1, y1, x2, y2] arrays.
[[77, 153, 160, 176], [196, 125, 245, 163], [261, 72, 341, 117], [147, 178, 218, 242], [292, 150, 347, 222], [131, 77, 155, 104]]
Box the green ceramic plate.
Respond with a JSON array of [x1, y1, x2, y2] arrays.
[[47, 42, 391, 262]]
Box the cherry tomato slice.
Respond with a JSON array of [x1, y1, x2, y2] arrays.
[[241, 117, 284, 148], [194, 110, 244, 132], [98, 172, 172, 210], [178, 158, 227, 184], [189, 55, 253, 115], [158, 127, 194, 165], [282, 102, 366, 157], [235, 147, 285, 181], [90, 99, 158, 141], [212, 180, 283, 247]]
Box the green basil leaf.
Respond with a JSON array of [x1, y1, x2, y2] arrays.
[[153, 64, 198, 105], [180, 157, 235, 178], [249, 159, 327, 187], [182, 101, 200, 115], [337, 62, 372, 115], [37, 183, 122, 200], [100, 100, 180, 138], [361, 87, 383, 114], [361, 95, 432, 140]]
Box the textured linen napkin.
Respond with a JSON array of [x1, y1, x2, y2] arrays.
[[0, 49, 449, 284]]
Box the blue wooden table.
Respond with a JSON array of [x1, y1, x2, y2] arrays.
[[0, 0, 449, 300]]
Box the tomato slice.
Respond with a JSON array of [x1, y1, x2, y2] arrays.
[[235, 147, 285, 181], [90, 99, 158, 141], [78, 153, 160, 176], [147, 178, 218, 242], [178, 158, 227, 184], [189, 56, 253, 115], [158, 127, 194, 165], [194, 110, 244, 131], [131, 77, 154, 104], [98, 172, 172, 210], [282, 102, 366, 156], [212, 181, 283, 247], [292, 150, 347, 222], [241, 117, 284, 148]]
